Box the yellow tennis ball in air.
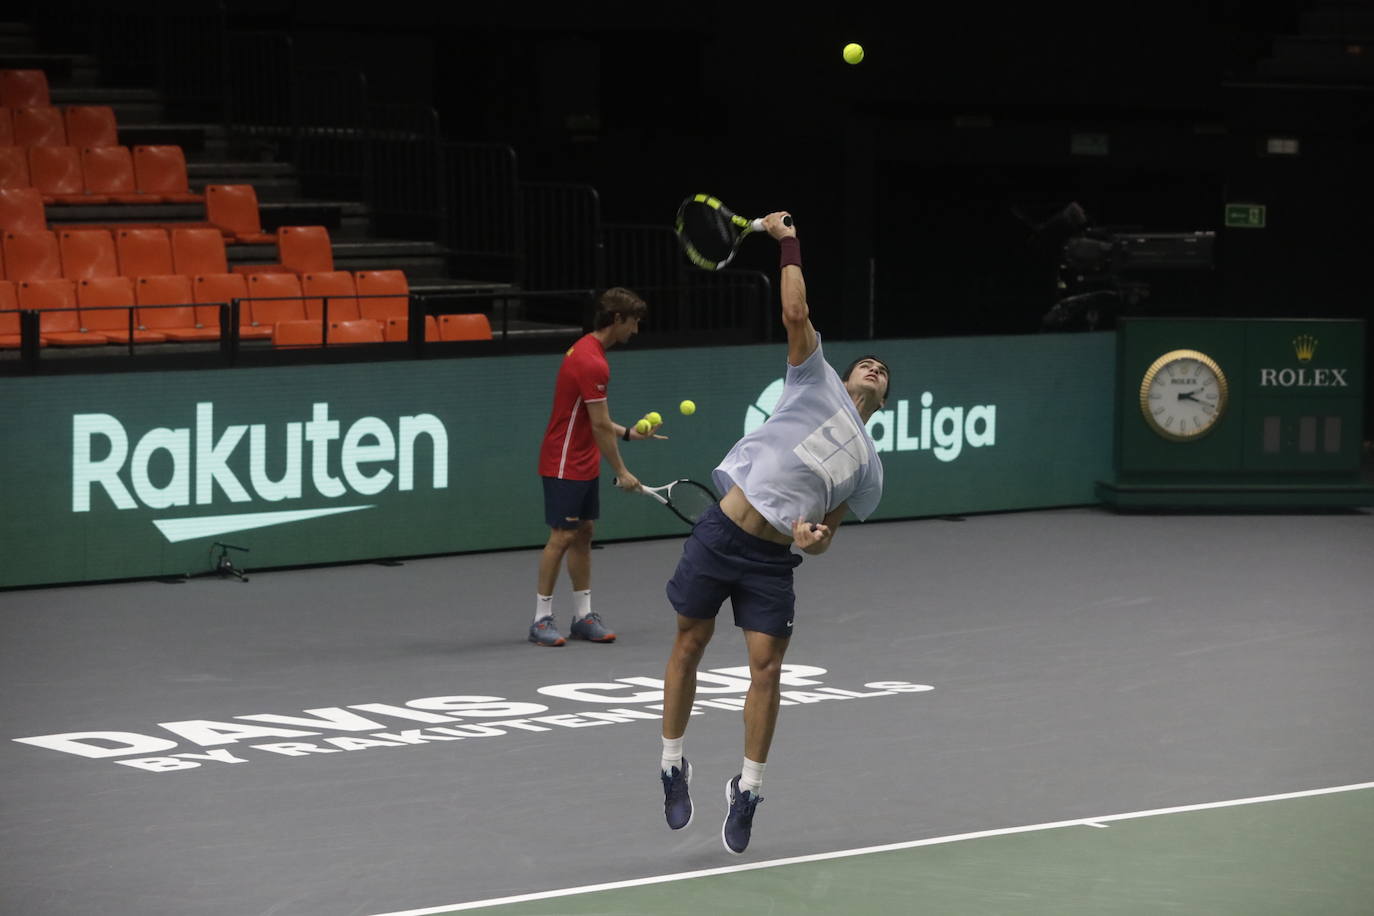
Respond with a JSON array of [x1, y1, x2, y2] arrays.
[[634, 418, 652, 435], [679, 399, 696, 416], [843, 42, 864, 65], [645, 411, 662, 427]]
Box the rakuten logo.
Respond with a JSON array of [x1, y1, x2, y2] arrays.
[[71, 402, 448, 541]]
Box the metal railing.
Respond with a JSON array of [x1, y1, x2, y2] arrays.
[[225, 30, 295, 151], [36, 0, 231, 122], [520, 181, 604, 291], [441, 142, 523, 283], [368, 105, 445, 240], [292, 68, 371, 200]]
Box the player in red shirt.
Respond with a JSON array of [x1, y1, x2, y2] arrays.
[[532, 288, 658, 646]]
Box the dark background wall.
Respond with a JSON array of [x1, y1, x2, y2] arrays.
[[220, 0, 1370, 344], [31, 0, 1374, 346]]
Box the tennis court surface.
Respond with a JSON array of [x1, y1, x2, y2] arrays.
[[3, 507, 1371, 914]]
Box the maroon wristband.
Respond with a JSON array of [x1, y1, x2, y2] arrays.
[[779, 236, 801, 270]]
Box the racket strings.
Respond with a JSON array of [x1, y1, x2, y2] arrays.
[[667, 482, 718, 523], [679, 203, 738, 264]]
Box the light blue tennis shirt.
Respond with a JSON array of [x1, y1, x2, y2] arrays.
[[713, 336, 884, 538]]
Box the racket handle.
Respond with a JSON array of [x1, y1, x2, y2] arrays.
[[748, 215, 794, 232]]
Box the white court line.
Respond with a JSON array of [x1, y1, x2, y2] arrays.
[[368, 781, 1374, 916]]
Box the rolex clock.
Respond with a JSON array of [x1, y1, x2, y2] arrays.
[[1138, 348, 1229, 441]]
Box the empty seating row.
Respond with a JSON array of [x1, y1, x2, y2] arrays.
[[0, 183, 278, 245], [1, 105, 120, 148], [0, 145, 201, 204], [1, 224, 334, 281], [0, 275, 489, 348]]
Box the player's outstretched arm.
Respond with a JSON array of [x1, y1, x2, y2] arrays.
[[586, 400, 639, 491], [762, 211, 817, 367]]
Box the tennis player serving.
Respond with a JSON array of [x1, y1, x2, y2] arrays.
[[656, 211, 890, 853]]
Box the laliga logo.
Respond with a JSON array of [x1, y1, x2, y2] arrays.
[[745, 380, 996, 462]]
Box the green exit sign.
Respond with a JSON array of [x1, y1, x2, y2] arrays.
[[1225, 204, 1267, 228]]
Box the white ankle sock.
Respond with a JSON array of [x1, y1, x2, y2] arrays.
[[660, 736, 684, 774], [572, 588, 591, 621], [533, 594, 553, 624], [739, 757, 765, 795]]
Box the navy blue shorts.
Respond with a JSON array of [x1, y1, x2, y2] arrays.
[[542, 476, 599, 530], [666, 502, 803, 638]]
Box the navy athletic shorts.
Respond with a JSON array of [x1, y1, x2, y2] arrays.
[[666, 502, 803, 638], [542, 476, 599, 529]]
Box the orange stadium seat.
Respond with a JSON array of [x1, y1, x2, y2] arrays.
[[383, 314, 440, 342], [171, 227, 227, 275], [30, 146, 103, 204], [115, 227, 173, 278], [438, 313, 493, 341], [271, 318, 323, 348], [18, 277, 109, 346], [81, 146, 145, 204], [329, 318, 384, 345], [0, 187, 45, 234], [192, 273, 248, 338], [59, 228, 118, 280], [301, 270, 359, 320], [3, 230, 61, 281], [273, 318, 383, 348], [205, 184, 273, 243], [0, 70, 51, 108], [133, 146, 202, 203], [245, 271, 305, 337], [0, 146, 30, 189], [137, 274, 217, 341], [63, 106, 119, 148], [0, 279, 21, 348], [354, 269, 409, 320], [277, 225, 333, 274], [13, 106, 66, 146], [76, 276, 148, 344]]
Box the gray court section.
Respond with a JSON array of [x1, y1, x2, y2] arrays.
[[2, 507, 1372, 916]]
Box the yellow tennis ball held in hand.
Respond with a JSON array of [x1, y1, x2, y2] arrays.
[[680, 400, 696, 415], [843, 42, 864, 65], [634, 418, 652, 435], [645, 411, 662, 427]]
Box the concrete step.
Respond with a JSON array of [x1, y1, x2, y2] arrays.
[[333, 254, 451, 279], [120, 123, 226, 155], [44, 202, 205, 225], [187, 161, 296, 179], [0, 23, 36, 53], [0, 52, 99, 83]]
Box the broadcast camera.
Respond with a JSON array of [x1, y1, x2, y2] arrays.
[[1032, 202, 1215, 331]]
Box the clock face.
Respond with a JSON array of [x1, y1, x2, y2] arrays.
[[1139, 349, 1229, 441]]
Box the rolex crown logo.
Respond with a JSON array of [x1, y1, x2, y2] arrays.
[[1292, 334, 1318, 363]]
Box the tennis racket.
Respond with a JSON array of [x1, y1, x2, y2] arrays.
[[622, 478, 719, 526], [674, 194, 793, 270]]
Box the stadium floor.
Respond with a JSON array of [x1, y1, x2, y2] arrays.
[[2, 506, 1372, 915]]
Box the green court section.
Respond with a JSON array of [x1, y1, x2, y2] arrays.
[[445, 788, 1374, 916], [0, 333, 1115, 587]]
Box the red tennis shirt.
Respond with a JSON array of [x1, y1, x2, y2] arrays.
[[538, 333, 610, 480]]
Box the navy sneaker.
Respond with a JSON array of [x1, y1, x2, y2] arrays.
[[722, 775, 763, 854], [661, 757, 693, 830], [528, 615, 565, 647], [570, 612, 616, 643]]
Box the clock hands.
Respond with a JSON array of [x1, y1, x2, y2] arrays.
[[1177, 390, 1201, 403]]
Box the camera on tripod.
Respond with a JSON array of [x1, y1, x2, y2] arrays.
[[1035, 202, 1215, 331]]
